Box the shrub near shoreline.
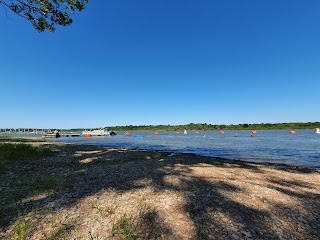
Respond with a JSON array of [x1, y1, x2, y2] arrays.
[[0, 143, 52, 161]]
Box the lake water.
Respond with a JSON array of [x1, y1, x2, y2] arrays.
[[46, 130, 320, 169]]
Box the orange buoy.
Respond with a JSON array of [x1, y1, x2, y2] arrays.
[[220, 131, 225, 134], [154, 131, 159, 135], [85, 133, 91, 137], [125, 132, 131, 136], [195, 131, 199, 134], [176, 131, 180, 134], [290, 131, 296, 135], [252, 131, 257, 135]]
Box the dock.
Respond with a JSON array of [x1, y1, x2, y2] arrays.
[[43, 133, 81, 138]]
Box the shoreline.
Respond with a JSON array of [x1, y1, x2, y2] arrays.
[[3, 135, 320, 171], [2, 130, 320, 169], [68, 143, 320, 172], [1, 137, 319, 239], [50, 140, 320, 171]]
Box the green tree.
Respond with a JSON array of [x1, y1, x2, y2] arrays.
[[0, 0, 89, 32]]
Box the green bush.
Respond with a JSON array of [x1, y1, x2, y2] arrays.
[[0, 143, 52, 161]]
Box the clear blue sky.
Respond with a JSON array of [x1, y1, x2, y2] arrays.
[[1, 0, 319, 128]]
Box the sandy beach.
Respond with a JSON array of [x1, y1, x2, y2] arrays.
[[0, 137, 319, 239]]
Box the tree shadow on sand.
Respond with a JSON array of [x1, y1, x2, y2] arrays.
[[0, 143, 319, 239]]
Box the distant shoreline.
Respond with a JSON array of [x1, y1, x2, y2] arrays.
[[1, 121, 319, 132]]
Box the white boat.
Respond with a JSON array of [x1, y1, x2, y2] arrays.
[[316, 128, 320, 134], [184, 129, 187, 134], [82, 127, 111, 136]]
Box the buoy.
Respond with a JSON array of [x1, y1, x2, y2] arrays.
[[154, 132, 159, 135], [176, 131, 180, 134], [125, 132, 131, 136], [252, 131, 257, 135], [195, 131, 199, 134], [85, 134, 91, 137], [290, 131, 296, 135], [220, 131, 225, 134]]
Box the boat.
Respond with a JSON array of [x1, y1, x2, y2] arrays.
[[316, 128, 320, 134], [82, 127, 115, 136], [43, 130, 61, 138], [184, 129, 187, 134]]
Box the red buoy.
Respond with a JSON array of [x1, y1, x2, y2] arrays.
[[125, 132, 131, 136], [252, 131, 257, 135], [290, 131, 296, 135], [85, 134, 91, 137], [154, 132, 159, 135], [176, 131, 180, 134], [220, 131, 225, 134], [195, 131, 199, 134]]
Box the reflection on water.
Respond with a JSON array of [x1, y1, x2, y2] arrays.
[[46, 130, 319, 168]]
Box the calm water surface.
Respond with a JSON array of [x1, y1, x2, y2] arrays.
[[45, 130, 320, 169]]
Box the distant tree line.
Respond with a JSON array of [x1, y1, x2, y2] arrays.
[[65, 122, 320, 132]]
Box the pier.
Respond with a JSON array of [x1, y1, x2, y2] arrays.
[[0, 128, 51, 134], [43, 133, 80, 138], [0, 128, 81, 138]]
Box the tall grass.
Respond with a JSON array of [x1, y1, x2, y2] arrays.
[[0, 143, 52, 161], [14, 218, 30, 240]]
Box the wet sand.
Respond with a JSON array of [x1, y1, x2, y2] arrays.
[[0, 137, 319, 239]]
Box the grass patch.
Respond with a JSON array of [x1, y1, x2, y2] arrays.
[[111, 214, 137, 239], [34, 175, 72, 192], [46, 223, 73, 240], [91, 201, 118, 218], [0, 143, 52, 161], [13, 218, 30, 240]]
